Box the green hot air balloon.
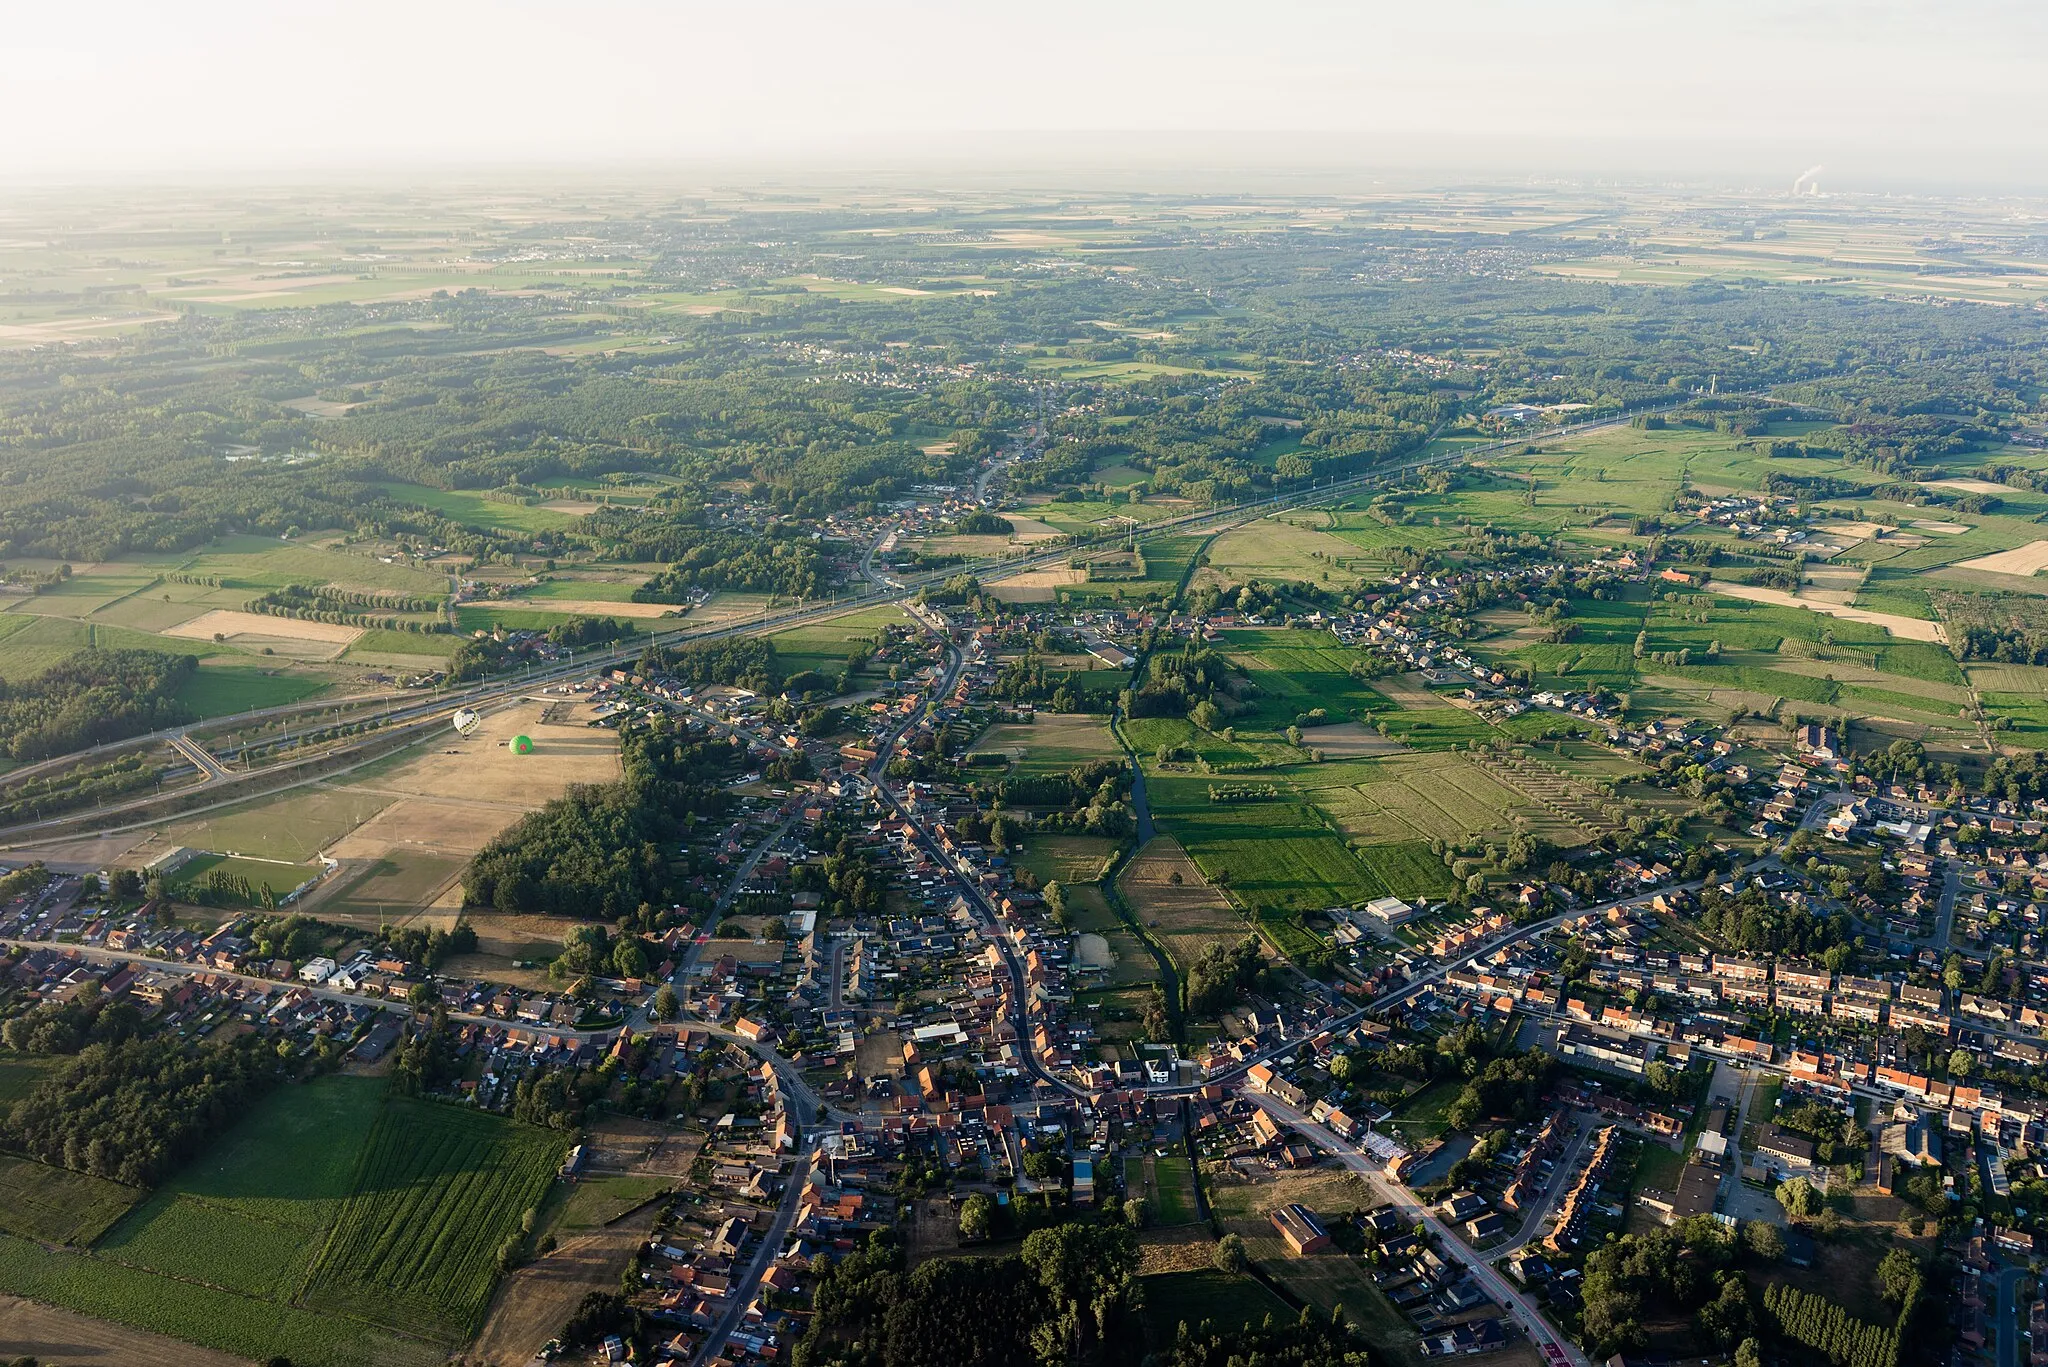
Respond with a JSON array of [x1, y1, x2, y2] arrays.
[[511, 735, 533, 755]]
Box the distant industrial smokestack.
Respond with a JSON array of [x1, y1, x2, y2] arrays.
[[1791, 164, 1824, 196]]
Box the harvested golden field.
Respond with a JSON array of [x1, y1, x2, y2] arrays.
[[1120, 837, 1246, 972]]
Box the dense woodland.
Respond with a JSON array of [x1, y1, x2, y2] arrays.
[[0, 648, 197, 762], [2, 1033, 279, 1187], [461, 717, 740, 920]]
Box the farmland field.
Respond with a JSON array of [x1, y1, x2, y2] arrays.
[[0, 1154, 139, 1247], [0, 1075, 446, 1367], [1119, 837, 1248, 977], [96, 1074, 387, 1298], [372, 482, 587, 533], [304, 1096, 564, 1336]]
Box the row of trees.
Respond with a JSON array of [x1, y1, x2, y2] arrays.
[[1760, 1282, 1899, 1367]]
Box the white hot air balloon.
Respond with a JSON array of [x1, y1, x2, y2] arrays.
[[452, 707, 483, 737]]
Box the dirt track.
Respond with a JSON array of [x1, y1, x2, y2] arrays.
[[0, 1292, 254, 1367]]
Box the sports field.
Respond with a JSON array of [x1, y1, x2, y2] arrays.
[[974, 711, 1120, 777]]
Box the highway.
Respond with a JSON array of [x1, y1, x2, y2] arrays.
[[1, 386, 1764, 850]]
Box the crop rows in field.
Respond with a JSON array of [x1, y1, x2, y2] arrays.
[[1464, 750, 1615, 842], [0, 1232, 442, 1367], [305, 1098, 562, 1337]]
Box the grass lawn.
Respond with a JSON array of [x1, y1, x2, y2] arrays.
[[372, 482, 586, 534], [1017, 835, 1118, 887], [766, 603, 906, 678], [0, 614, 217, 680], [177, 535, 448, 596], [176, 663, 330, 717], [1385, 1080, 1461, 1144], [165, 785, 397, 864], [171, 853, 324, 900], [454, 604, 648, 636], [1153, 1156, 1199, 1225], [345, 628, 463, 660], [517, 577, 650, 603], [554, 1173, 671, 1232], [976, 712, 1120, 777], [0, 1053, 58, 1104], [1142, 1268, 1290, 1343]]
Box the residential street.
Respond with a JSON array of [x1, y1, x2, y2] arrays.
[[1245, 1091, 1593, 1367]]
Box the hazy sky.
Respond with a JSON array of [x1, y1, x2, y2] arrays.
[[9, 0, 2045, 187]]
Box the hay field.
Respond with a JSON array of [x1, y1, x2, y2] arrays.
[[1706, 582, 1947, 643], [1307, 750, 1575, 847], [1204, 516, 1373, 588], [1955, 541, 2048, 576], [1301, 722, 1404, 757], [163, 609, 364, 659], [1119, 837, 1246, 973], [512, 598, 676, 619], [986, 565, 1085, 601]]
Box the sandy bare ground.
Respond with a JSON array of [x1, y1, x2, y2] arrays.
[[1816, 520, 1889, 540], [1301, 722, 1405, 757], [295, 706, 618, 920], [524, 598, 676, 619], [162, 610, 364, 660], [1707, 581, 1948, 643], [536, 500, 602, 515], [1956, 540, 2048, 576], [279, 395, 359, 419], [0, 1292, 254, 1367], [987, 565, 1084, 602], [1367, 672, 1448, 708], [1931, 478, 2010, 494], [0, 830, 152, 866], [1910, 519, 1972, 535], [468, 1222, 655, 1366]]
